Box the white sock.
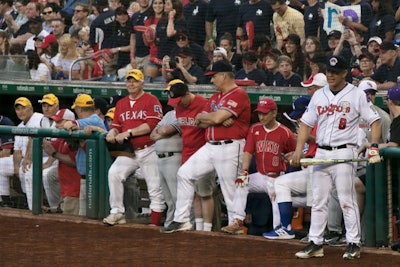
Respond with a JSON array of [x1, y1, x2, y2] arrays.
[[203, 222, 212, 232], [195, 218, 204, 231]]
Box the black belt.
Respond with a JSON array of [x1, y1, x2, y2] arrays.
[[81, 175, 86, 179], [318, 144, 347, 151], [208, 140, 233, 145], [157, 152, 175, 158]]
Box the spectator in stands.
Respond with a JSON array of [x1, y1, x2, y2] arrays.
[[25, 16, 50, 52], [205, 0, 240, 52], [27, 49, 51, 80], [275, 55, 302, 87], [0, 114, 15, 207], [219, 32, 242, 73], [325, 30, 341, 57], [62, 0, 89, 18], [339, 0, 372, 43], [0, 0, 17, 31], [170, 28, 209, 70], [4, 0, 28, 36], [367, 36, 382, 60], [7, 43, 28, 72], [304, 0, 323, 38], [41, 3, 61, 33], [352, 52, 375, 85], [143, 0, 165, 82], [109, 6, 131, 78], [90, 0, 121, 76], [162, 46, 206, 84], [69, 3, 92, 35], [129, 0, 151, 73], [370, 41, 400, 90], [51, 18, 66, 39], [263, 49, 282, 86], [235, 51, 267, 86], [42, 109, 81, 215], [76, 26, 96, 80], [183, 0, 208, 48], [282, 33, 304, 78], [307, 53, 327, 76], [156, 0, 186, 63], [40, 34, 59, 79], [235, 0, 273, 54], [370, 0, 396, 42], [271, 0, 305, 50], [54, 33, 80, 80], [0, 30, 10, 55], [303, 36, 323, 78], [10, 2, 41, 46]]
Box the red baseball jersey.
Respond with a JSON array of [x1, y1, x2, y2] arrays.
[[176, 94, 208, 164], [244, 122, 297, 174], [112, 93, 163, 149], [51, 138, 81, 198], [204, 86, 251, 141]]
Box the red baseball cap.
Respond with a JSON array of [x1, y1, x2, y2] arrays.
[[41, 34, 57, 49], [51, 109, 75, 122], [254, 98, 277, 114]]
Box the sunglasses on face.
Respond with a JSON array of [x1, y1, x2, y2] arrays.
[[74, 9, 83, 13], [176, 36, 187, 42], [42, 11, 53, 15]]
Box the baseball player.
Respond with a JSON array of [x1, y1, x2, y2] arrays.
[[104, 69, 165, 226], [0, 114, 15, 207], [163, 79, 217, 232], [291, 55, 381, 260], [221, 98, 297, 235], [162, 60, 251, 233]]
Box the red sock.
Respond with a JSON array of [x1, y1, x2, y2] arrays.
[[150, 210, 163, 226]]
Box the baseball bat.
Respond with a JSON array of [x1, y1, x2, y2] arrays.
[[291, 158, 369, 166]]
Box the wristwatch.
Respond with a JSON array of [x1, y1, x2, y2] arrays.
[[127, 129, 133, 137]]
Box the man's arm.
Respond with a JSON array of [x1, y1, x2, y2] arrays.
[[290, 122, 313, 166], [241, 151, 253, 172], [150, 125, 178, 141], [195, 110, 232, 128], [205, 21, 216, 52]]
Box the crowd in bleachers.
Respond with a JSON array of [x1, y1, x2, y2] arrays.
[[0, 0, 400, 85]]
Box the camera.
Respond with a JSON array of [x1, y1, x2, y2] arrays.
[[78, 41, 88, 47]]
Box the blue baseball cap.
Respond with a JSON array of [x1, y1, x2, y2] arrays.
[[387, 87, 400, 101], [289, 96, 311, 119]]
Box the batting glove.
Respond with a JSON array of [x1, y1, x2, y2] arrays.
[[235, 170, 249, 188], [368, 145, 381, 164]]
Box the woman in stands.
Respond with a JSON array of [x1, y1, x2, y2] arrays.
[[219, 32, 242, 73], [54, 34, 80, 80], [282, 33, 305, 79]]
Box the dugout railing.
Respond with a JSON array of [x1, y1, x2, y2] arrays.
[[365, 147, 400, 248], [0, 125, 112, 219]]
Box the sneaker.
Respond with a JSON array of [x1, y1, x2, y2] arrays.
[[263, 226, 295, 240], [300, 234, 310, 244], [327, 236, 347, 247], [221, 219, 244, 235], [343, 243, 361, 259], [324, 231, 342, 244], [295, 241, 324, 259], [103, 213, 126, 226], [161, 221, 192, 233]]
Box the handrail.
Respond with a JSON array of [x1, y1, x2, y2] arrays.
[[69, 55, 93, 81]]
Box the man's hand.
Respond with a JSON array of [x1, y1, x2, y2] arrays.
[[42, 140, 56, 156], [22, 158, 32, 173], [235, 170, 249, 188], [64, 121, 79, 134], [368, 146, 381, 164], [106, 131, 117, 143], [222, 118, 234, 127]]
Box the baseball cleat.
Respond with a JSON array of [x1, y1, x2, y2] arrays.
[[343, 243, 361, 260], [300, 234, 310, 244], [263, 226, 295, 240], [295, 241, 324, 259], [221, 219, 245, 235], [327, 236, 347, 247], [161, 221, 192, 233], [324, 231, 342, 244], [103, 213, 126, 226]]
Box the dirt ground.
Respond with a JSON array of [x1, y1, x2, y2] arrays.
[[0, 209, 399, 267]]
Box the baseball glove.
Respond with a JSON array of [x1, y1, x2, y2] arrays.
[[235, 170, 249, 188], [106, 139, 135, 158]]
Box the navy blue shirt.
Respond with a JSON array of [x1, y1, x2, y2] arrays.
[[90, 9, 115, 49], [235, 68, 268, 85], [237, 0, 274, 38], [169, 64, 206, 84], [265, 71, 281, 86], [304, 3, 322, 38], [371, 56, 400, 84], [130, 8, 151, 57], [156, 18, 187, 59], [183, 0, 208, 46], [111, 23, 131, 69], [170, 43, 210, 70], [275, 72, 303, 87], [206, 0, 241, 43], [369, 14, 396, 41]]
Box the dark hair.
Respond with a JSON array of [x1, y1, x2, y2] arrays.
[[44, 2, 61, 13], [148, 0, 165, 25], [26, 50, 40, 70], [9, 43, 24, 55], [219, 32, 234, 47], [270, 0, 286, 5], [0, 0, 13, 7], [15, 0, 29, 5], [376, 0, 395, 17]]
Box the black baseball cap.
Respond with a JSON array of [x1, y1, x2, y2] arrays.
[[380, 41, 397, 52], [164, 79, 189, 106], [205, 60, 233, 76], [326, 55, 349, 73], [327, 30, 341, 39]]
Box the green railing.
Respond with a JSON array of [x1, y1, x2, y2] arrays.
[[365, 147, 400, 247], [0, 125, 112, 219]]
